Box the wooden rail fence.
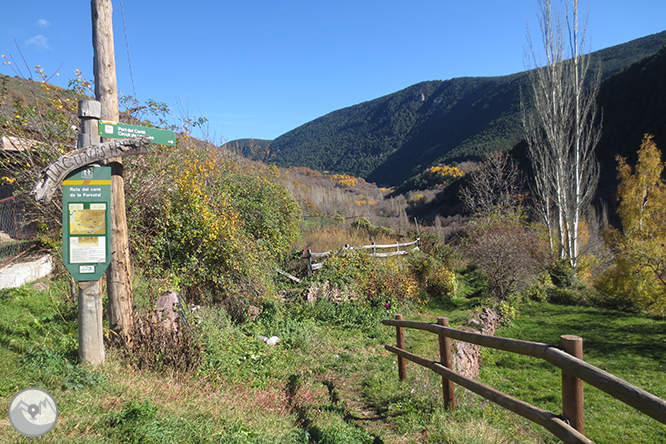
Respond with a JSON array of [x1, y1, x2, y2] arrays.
[[383, 315, 666, 444], [304, 238, 420, 277]]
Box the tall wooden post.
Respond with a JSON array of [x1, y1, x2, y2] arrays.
[[92, 0, 133, 341], [561, 335, 584, 433], [77, 100, 105, 366]]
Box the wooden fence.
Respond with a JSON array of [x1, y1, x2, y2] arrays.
[[383, 315, 666, 444], [304, 238, 420, 277]]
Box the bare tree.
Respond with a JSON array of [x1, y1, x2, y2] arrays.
[[522, 0, 601, 269], [459, 151, 524, 215]]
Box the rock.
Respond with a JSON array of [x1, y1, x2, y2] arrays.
[[258, 335, 280, 346], [31, 282, 48, 291], [155, 290, 179, 332], [453, 307, 501, 380]]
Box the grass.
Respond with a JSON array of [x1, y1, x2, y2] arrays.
[[0, 276, 665, 443], [480, 302, 666, 443]]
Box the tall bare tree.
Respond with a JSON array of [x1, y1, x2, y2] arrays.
[[522, 0, 601, 269]]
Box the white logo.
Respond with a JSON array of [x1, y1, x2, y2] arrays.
[[8, 388, 59, 437]]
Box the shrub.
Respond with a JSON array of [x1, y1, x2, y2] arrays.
[[126, 143, 301, 317], [548, 259, 577, 288], [314, 249, 419, 305], [460, 213, 549, 301], [119, 310, 203, 373]]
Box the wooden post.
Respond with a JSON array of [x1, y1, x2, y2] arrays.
[[437, 317, 455, 410], [76, 100, 105, 366], [78, 100, 101, 148], [561, 335, 584, 434], [78, 280, 105, 365], [306, 249, 312, 277], [396, 314, 406, 380], [92, 0, 133, 341]]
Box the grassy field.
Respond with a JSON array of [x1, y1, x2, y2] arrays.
[[0, 277, 665, 443]]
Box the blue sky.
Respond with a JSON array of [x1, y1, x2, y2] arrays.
[[2, 1, 665, 143]]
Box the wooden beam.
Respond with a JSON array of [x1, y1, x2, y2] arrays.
[[31, 136, 152, 203], [385, 345, 594, 444]]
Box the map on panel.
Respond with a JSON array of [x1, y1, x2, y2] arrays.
[[69, 209, 106, 235]]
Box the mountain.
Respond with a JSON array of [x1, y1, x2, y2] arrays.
[[228, 30, 666, 187]]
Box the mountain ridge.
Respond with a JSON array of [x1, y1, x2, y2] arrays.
[[227, 30, 666, 187]]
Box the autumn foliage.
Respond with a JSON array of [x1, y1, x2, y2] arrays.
[[597, 135, 666, 313]]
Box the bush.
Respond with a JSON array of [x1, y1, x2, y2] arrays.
[[548, 259, 577, 288], [459, 213, 549, 301], [119, 310, 203, 373], [313, 249, 419, 305], [126, 143, 301, 317]]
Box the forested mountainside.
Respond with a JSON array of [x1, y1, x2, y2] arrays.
[[228, 30, 666, 187]]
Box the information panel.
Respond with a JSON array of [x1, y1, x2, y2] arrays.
[[62, 166, 112, 281]]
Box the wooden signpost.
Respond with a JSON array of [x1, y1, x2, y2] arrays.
[[30, 0, 175, 366]]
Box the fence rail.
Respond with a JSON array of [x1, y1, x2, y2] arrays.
[[304, 238, 420, 276], [383, 316, 666, 444]]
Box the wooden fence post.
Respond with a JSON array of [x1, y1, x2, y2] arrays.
[[437, 317, 455, 410], [396, 314, 406, 380], [306, 249, 312, 277], [561, 335, 584, 434]]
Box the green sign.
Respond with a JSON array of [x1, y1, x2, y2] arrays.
[[99, 120, 175, 146], [62, 166, 112, 281]]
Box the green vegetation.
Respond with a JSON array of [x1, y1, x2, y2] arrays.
[[124, 139, 301, 319], [2, 272, 666, 443]]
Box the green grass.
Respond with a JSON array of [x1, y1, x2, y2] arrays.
[[478, 302, 666, 444], [1, 278, 665, 443]]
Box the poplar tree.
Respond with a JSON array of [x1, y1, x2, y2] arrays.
[[522, 0, 601, 269]]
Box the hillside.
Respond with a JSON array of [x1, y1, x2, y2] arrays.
[[228, 30, 666, 187]]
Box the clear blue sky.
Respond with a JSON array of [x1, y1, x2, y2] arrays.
[[2, 1, 665, 143]]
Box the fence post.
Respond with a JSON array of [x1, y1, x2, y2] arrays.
[[396, 314, 406, 380], [372, 242, 376, 256], [306, 249, 312, 277], [437, 317, 455, 410], [561, 335, 584, 434]]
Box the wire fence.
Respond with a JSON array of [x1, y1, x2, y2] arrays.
[[0, 195, 37, 267]]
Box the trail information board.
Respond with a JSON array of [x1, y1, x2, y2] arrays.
[[62, 166, 112, 281]]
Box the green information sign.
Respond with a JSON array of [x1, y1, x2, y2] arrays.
[[99, 120, 175, 146], [62, 166, 112, 281]]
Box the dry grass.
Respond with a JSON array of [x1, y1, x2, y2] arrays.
[[300, 223, 404, 253]]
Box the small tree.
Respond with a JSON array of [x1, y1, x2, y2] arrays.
[[459, 151, 523, 215], [598, 135, 666, 313]]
